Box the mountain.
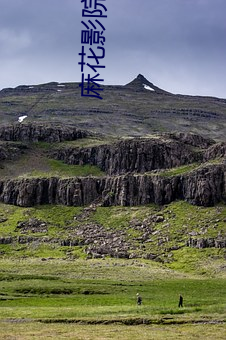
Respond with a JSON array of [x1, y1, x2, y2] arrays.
[[0, 74, 226, 140], [0, 73, 225, 266], [125, 74, 171, 94]]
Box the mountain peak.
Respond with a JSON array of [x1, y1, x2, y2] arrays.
[[137, 73, 146, 80], [125, 74, 171, 94]]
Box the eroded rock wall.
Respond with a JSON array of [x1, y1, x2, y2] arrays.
[[52, 138, 203, 175], [0, 164, 225, 207], [0, 124, 90, 142]]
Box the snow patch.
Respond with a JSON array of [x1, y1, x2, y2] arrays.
[[143, 84, 155, 91], [29, 86, 34, 89], [57, 84, 65, 87], [18, 115, 27, 123], [57, 89, 62, 92]]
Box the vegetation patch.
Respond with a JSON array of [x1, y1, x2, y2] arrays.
[[0, 258, 225, 329], [22, 159, 105, 178], [157, 163, 200, 177]]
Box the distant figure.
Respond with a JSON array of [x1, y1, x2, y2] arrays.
[[137, 293, 142, 306], [178, 294, 183, 308]]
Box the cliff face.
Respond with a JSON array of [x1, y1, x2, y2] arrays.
[[52, 138, 203, 175], [204, 142, 226, 160], [165, 132, 215, 149], [0, 142, 28, 161], [0, 125, 225, 208], [0, 124, 89, 142], [0, 164, 225, 207]]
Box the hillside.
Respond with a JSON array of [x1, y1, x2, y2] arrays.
[[1, 74, 226, 140], [0, 82, 226, 334], [0, 124, 225, 268]]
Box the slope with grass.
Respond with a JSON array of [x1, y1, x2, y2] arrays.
[[0, 201, 225, 276], [0, 78, 226, 338], [1, 75, 226, 140]]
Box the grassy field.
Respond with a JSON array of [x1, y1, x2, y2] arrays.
[[0, 142, 105, 179], [0, 322, 225, 339], [0, 191, 225, 338], [0, 258, 225, 339]]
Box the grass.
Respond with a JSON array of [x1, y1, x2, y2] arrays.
[[0, 323, 225, 340], [0, 201, 225, 276], [0, 140, 106, 179], [91, 205, 159, 229], [0, 151, 105, 179], [0, 200, 225, 338], [32, 136, 116, 150], [0, 204, 82, 236], [157, 163, 200, 177], [0, 257, 225, 338], [24, 159, 105, 178], [1, 323, 226, 340], [168, 247, 226, 276], [150, 159, 224, 178]]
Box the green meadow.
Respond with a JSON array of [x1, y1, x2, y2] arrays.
[[0, 257, 225, 339], [0, 200, 225, 338]]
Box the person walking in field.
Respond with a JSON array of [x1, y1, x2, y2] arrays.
[[136, 293, 142, 306], [178, 294, 183, 307]]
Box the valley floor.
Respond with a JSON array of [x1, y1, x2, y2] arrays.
[[0, 257, 225, 339], [0, 322, 225, 340]]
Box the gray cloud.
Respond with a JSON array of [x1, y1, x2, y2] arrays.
[[0, 0, 225, 97]]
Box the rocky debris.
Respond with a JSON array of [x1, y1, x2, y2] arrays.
[[0, 163, 225, 207], [74, 207, 97, 222], [74, 223, 131, 258], [0, 235, 81, 246], [187, 237, 226, 248], [52, 137, 202, 175], [203, 142, 226, 160], [144, 253, 159, 260], [60, 239, 80, 246], [155, 215, 165, 223], [127, 214, 166, 243], [165, 132, 215, 149], [1, 209, 225, 259], [0, 237, 13, 244], [0, 123, 90, 143], [0, 142, 28, 161], [15, 218, 48, 234]]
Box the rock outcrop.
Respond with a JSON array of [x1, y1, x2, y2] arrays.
[[0, 127, 225, 208], [165, 132, 215, 149], [0, 124, 90, 143], [0, 142, 28, 161], [0, 164, 225, 207], [124, 74, 172, 94], [187, 237, 226, 249], [52, 138, 203, 175], [204, 142, 226, 160]]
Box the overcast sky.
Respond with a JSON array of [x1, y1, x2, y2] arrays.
[[0, 0, 225, 97]]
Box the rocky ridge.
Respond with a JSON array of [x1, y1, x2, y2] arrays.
[[52, 137, 202, 175], [0, 163, 225, 207], [0, 123, 90, 143], [0, 142, 28, 161], [0, 124, 225, 208]]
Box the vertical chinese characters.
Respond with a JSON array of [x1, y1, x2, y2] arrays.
[[79, 0, 107, 99]]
